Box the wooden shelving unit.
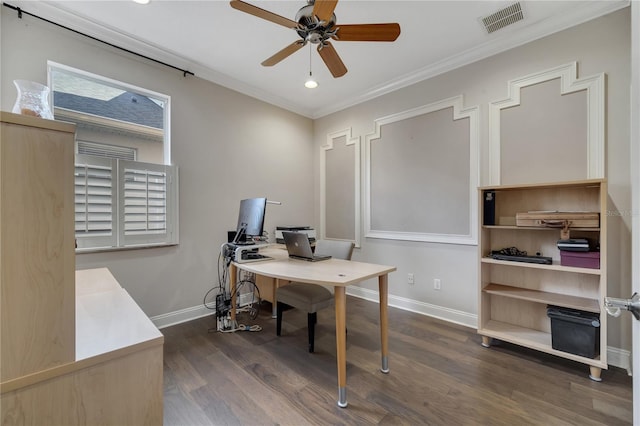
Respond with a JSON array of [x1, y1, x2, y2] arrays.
[[477, 179, 607, 380], [481, 257, 602, 275]]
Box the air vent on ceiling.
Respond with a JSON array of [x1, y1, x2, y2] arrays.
[[482, 2, 524, 34]]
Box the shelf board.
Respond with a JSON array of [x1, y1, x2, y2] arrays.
[[481, 257, 601, 275], [478, 320, 606, 368], [478, 179, 604, 192], [482, 225, 600, 232], [483, 283, 600, 312]]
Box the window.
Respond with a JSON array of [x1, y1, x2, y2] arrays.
[[49, 62, 178, 251]]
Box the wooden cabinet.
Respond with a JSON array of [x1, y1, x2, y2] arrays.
[[477, 179, 607, 380], [1, 112, 163, 425], [1, 112, 76, 381]]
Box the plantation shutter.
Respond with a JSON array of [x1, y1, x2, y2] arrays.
[[77, 140, 137, 161], [119, 160, 177, 246], [75, 156, 177, 249], [74, 154, 117, 249]]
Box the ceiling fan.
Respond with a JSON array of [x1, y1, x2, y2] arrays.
[[230, 0, 401, 78]]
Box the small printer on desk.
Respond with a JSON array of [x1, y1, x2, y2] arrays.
[[275, 226, 316, 244]]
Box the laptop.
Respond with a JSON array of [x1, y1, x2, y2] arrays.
[[282, 231, 332, 262]]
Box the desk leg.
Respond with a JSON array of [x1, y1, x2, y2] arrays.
[[272, 279, 281, 319], [229, 263, 237, 323], [379, 274, 389, 373], [334, 286, 348, 408]]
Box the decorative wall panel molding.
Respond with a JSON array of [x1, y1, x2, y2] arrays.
[[321, 128, 360, 246], [364, 96, 479, 245], [488, 62, 605, 185]]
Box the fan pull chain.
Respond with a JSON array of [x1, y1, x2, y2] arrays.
[[305, 44, 318, 88]]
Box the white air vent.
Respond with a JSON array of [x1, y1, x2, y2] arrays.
[[482, 2, 524, 34]]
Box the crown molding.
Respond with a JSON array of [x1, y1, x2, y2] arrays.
[[311, 0, 629, 118], [6, 0, 316, 118], [9, 0, 629, 120]]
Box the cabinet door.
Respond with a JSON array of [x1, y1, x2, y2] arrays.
[[1, 117, 76, 381]]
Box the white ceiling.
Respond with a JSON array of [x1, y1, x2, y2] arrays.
[[8, 0, 628, 118]]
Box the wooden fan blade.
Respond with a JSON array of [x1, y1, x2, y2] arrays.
[[312, 0, 339, 23], [317, 42, 347, 78], [262, 41, 305, 66], [230, 0, 298, 28], [335, 23, 401, 42]]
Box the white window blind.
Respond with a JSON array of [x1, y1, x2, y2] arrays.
[[77, 140, 137, 161], [74, 155, 117, 248], [121, 162, 172, 245], [75, 154, 178, 250], [124, 169, 166, 235]]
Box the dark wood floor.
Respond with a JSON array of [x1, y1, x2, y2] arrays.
[[162, 296, 632, 425]]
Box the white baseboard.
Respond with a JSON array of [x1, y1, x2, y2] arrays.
[[151, 294, 257, 330], [151, 289, 632, 372], [151, 304, 214, 329], [345, 286, 477, 329], [606, 346, 632, 375]]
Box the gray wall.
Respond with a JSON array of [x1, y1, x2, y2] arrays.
[[314, 8, 632, 352], [1, 8, 314, 319], [1, 6, 632, 355]]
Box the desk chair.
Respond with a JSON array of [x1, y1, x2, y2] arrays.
[[276, 239, 355, 352]]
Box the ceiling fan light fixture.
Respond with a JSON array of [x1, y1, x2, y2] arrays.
[[304, 73, 318, 89], [304, 43, 318, 88]]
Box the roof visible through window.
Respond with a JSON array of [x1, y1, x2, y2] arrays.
[[51, 68, 164, 130]]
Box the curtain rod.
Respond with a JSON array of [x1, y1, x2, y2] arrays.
[[2, 2, 195, 77]]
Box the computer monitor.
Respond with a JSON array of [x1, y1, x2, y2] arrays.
[[233, 197, 267, 244]]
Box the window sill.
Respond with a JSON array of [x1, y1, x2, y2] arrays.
[[76, 242, 178, 255]]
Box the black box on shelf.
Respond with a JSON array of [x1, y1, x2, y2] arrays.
[[546, 306, 600, 358], [483, 190, 496, 226]]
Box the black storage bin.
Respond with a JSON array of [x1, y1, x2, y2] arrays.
[[546, 306, 600, 358]]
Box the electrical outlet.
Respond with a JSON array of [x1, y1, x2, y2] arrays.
[[407, 273, 414, 285], [434, 278, 441, 290]]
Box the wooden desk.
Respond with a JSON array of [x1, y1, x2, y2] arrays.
[[230, 248, 396, 408]]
